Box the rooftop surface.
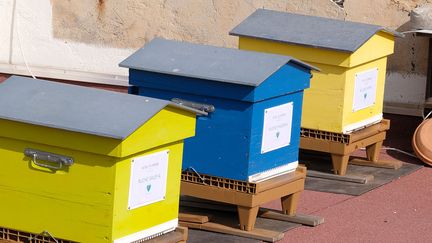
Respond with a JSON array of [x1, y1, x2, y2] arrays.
[[230, 9, 399, 53], [120, 38, 318, 87], [0, 76, 199, 140]]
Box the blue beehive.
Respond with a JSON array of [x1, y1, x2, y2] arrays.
[[120, 38, 317, 182]]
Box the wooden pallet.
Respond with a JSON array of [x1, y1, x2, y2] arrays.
[[300, 119, 402, 176], [0, 227, 73, 243], [0, 226, 188, 243], [179, 210, 285, 242], [180, 166, 323, 241], [145, 227, 188, 243]]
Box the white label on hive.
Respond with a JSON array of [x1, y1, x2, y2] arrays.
[[261, 102, 293, 154], [352, 68, 378, 112], [128, 150, 169, 210]]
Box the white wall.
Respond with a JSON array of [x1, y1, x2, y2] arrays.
[[0, 0, 131, 85], [0, 0, 14, 63], [0, 0, 429, 116]]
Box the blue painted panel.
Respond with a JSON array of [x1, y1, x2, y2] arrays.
[[253, 63, 310, 101], [128, 62, 310, 181], [135, 87, 254, 180], [248, 91, 304, 176], [132, 86, 303, 181], [129, 63, 311, 102], [130, 69, 256, 102], [128, 85, 139, 95]]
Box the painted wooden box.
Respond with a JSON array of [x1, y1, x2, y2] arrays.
[[230, 9, 401, 134], [120, 38, 317, 182], [0, 76, 199, 243]]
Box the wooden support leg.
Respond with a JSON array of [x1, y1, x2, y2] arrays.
[[281, 191, 300, 216], [350, 140, 402, 169], [237, 206, 259, 231], [366, 141, 383, 162], [331, 154, 349, 175]]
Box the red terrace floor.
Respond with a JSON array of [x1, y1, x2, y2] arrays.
[[1, 73, 431, 242], [264, 113, 430, 243], [263, 167, 432, 243]]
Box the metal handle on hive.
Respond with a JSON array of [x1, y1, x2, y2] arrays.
[[171, 98, 215, 113], [24, 148, 74, 170]]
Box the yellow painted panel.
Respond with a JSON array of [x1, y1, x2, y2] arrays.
[[112, 141, 184, 240], [238, 31, 394, 68], [239, 37, 352, 67], [0, 136, 187, 242], [238, 31, 394, 133], [0, 119, 123, 157], [120, 106, 196, 157], [301, 63, 347, 132], [0, 106, 196, 158], [342, 58, 388, 128], [0, 107, 196, 242], [349, 31, 395, 68], [0, 137, 116, 242]]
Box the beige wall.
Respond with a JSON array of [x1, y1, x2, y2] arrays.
[[51, 0, 431, 74], [1, 0, 430, 115]]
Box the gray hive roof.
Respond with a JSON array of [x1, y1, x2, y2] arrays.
[[120, 38, 318, 87], [0, 76, 200, 140], [230, 9, 402, 53]]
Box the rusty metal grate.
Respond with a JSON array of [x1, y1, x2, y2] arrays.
[[181, 171, 257, 194], [300, 127, 351, 144], [0, 227, 74, 243]]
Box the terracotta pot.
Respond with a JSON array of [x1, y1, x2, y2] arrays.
[[412, 119, 432, 166]]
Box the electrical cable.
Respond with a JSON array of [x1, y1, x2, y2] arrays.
[[424, 110, 432, 120], [360, 147, 417, 159], [14, 0, 36, 79], [380, 147, 418, 158]]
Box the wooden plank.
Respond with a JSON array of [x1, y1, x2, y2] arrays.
[[181, 175, 305, 208], [252, 178, 304, 206], [180, 170, 306, 232], [301, 120, 389, 154], [349, 158, 403, 170], [145, 226, 188, 243], [349, 119, 390, 143], [181, 200, 236, 213], [307, 170, 373, 184], [175, 226, 188, 243], [259, 210, 324, 227], [300, 137, 334, 153], [181, 199, 324, 227], [256, 167, 306, 193], [145, 230, 185, 243], [347, 132, 387, 154], [301, 123, 390, 176], [180, 221, 284, 242], [181, 181, 247, 205], [179, 213, 210, 224]]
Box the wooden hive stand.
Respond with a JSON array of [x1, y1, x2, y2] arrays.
[[300, 119, 402, 176], [144, 227, 188, 243], [0, 226, 188, 243], [0, 227, 73, 243], [179, 166, 323, 241]]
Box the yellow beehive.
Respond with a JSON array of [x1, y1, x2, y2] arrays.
[[0, 76, 199, 242], [230, 9, 401, 134]]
